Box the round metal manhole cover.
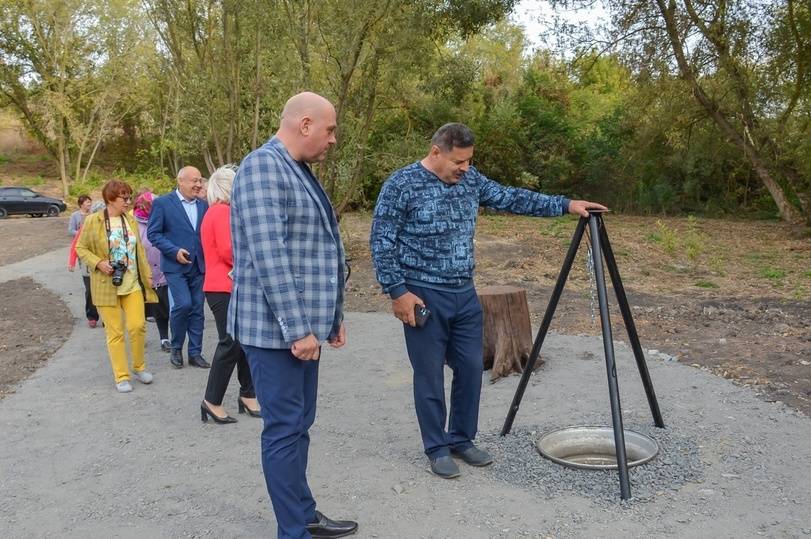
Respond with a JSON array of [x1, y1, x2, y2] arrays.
[[535, 426, 659, 470]]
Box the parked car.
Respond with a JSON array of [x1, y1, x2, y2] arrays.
[[0, 187, 67, 219]]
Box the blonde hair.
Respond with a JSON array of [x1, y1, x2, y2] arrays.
[[207, 165, 237, 204]]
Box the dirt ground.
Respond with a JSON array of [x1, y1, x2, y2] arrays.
[[0, 276, 72, 398], [0, 217, 74, 398], [340, 212, 811, 416], [1, 212, 809, 416]]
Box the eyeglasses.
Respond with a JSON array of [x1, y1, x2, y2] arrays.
[[118, 196, 133, 203]]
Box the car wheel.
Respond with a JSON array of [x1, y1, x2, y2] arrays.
[[0, 207, 7, 219], [46, 205, 60, 217]]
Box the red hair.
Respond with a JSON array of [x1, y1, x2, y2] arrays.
[[101, 180, 133, 204]]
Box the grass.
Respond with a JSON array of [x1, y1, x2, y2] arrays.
[[695, 280, 720, 289], [18, 175, 46, 187], [540, 216, 571, 239], [759, 267, 786, 281], [747, 251, 777, 262]]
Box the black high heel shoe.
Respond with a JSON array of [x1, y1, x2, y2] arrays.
[[237, 396, 262, 418], [200, 401, 237, 424]]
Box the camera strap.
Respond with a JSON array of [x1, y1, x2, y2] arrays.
[[103, 209, 131, 267]]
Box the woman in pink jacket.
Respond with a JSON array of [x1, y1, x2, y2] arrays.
[[134, 191, 171, 352]]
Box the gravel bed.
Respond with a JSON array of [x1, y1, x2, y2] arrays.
[[478, 417, 704, 506]]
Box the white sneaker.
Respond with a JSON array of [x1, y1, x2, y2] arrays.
[[116, 380, 133, 393], [133, 370, 153, 384]]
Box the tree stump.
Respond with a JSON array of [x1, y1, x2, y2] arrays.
[[478, 285, 538, 381]]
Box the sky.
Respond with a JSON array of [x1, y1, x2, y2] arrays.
[[509, 0, 608, 54]]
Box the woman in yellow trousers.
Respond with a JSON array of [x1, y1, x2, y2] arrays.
[[76, 180, 159, 393]]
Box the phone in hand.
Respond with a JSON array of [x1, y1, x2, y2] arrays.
[[414, 304, 431, 328]]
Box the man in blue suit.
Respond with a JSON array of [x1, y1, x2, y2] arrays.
[[228, 92, 357, 539], [147, 166, 210, 369]]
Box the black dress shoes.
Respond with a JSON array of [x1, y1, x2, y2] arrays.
[[200, 401, 237, 424], [189, 355, 210, 368], [237, 396, 262, 418], [306, 511, 358, 538], [170, 349, 183, 369]]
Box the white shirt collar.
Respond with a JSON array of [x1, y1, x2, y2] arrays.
[[176, 189, 196, 204]]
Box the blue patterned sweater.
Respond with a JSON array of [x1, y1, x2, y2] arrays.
[[370, 162, 570, 298]]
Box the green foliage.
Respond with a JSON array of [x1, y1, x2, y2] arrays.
[[1, 1, 808, 220], [759, 267, 787, 281], [0, 154, 8, 165], [68, 167, 173, 197], [19, 175, 45, 187], [683, 216, 706, 263], [709, 255, 726, 276], [647, 217, 707, 265], [650, 220, 678, 255]]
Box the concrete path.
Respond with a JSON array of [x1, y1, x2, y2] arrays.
[[1, 248, 809, 538]]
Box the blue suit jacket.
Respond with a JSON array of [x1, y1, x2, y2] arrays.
[[228, 137, 345, 348], [147, 191, 208, 275]]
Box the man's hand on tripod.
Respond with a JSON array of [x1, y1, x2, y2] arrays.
[[392, 292, 424, 327], [568, 199, 608, 218]]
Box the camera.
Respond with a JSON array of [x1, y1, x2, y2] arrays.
[[110, 260, 127, 286]]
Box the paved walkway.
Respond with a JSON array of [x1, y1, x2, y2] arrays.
[[1, 247, 809, 538]]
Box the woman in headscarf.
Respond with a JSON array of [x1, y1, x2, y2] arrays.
[[133, 191, 171, 352]]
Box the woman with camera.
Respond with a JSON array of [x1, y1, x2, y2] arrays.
[[76, 180, 158, 393]]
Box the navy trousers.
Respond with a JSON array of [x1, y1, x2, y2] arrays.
[[403, 284, 483, 459], [244, 345, 318, 539], [164, 266, 204, 356]]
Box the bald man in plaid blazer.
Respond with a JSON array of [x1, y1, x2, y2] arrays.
[[228, 92, 356, 539]]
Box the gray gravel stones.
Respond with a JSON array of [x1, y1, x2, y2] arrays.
[[479, 418, 703, 505]]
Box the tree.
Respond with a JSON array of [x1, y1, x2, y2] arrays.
[[0, 0, 151, 196], [552, 0, 810, 223]]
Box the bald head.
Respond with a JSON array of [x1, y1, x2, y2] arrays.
[[176, 165, 204, 200], [276, 92, 337, 163], [281, 92, 333, 125]]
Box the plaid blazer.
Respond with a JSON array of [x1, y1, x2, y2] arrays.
[[75, 211, 158, 307], [227, 137, 345, 348]]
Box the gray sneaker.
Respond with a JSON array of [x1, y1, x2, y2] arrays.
[[429, 455, 461, 479], [116, 380, 133, 393], [133, 370, 153, 384], [451, 445, 493, 467]]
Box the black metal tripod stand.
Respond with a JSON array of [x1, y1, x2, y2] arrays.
[[500, 211, 665, 500]]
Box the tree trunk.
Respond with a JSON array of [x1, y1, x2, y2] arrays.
[[251, 28, 261, 150], [655, 0, 805, 224], [57, 120, 70, 199], [477, 285, 537, 382]]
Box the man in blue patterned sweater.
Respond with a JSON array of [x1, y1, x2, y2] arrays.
[[370, 123, 606, 479]]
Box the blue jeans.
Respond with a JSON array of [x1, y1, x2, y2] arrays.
[[244, 345, 318, 539], [403, 284, 483, 458]]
